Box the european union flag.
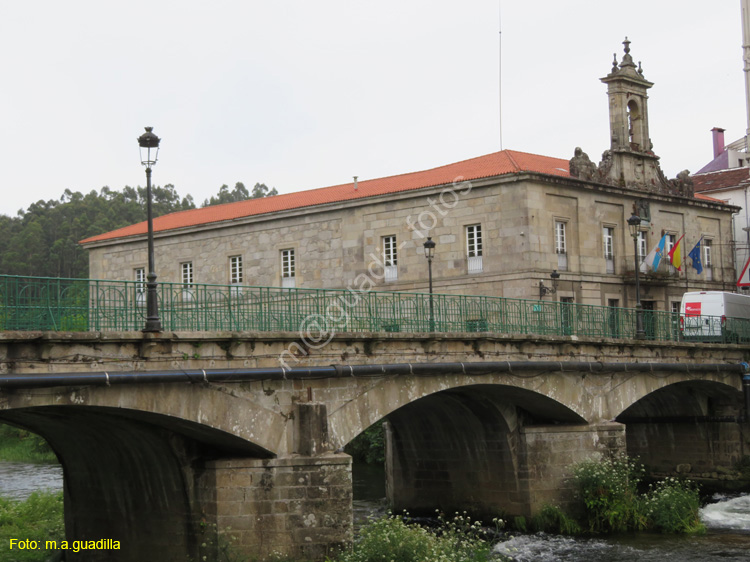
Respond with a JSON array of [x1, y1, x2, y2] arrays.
[[688, 238, 703, 274]]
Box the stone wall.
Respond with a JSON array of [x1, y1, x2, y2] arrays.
[[626, 420, 750, 478], [518, 423, 627, 515], [197, 454, 352, 561]]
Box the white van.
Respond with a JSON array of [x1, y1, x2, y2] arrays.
[[679, 291, 750, 342]]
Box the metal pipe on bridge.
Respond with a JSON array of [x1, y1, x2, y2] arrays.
[[0, 361, 747, 390]]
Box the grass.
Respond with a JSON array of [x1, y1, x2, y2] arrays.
[[0, 491, 64, 562], [0, 424, 57, 464]]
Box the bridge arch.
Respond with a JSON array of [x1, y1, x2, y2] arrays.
[[606, 374, 743, 422], [332, 380, 585, 518], [0, 404, 276, 562], [328, 374, 587, 449], [613, 379, 747, 477], [0, 382, 288, 454]]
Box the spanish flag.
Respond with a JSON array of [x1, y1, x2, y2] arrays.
[[668, 234, 684, 271]]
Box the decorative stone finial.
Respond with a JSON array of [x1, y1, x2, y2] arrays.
[[619, 36, 635, 68], [612, 53, 618, 72]]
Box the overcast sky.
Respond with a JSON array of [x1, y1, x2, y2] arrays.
[[0, 1, 745, 217]]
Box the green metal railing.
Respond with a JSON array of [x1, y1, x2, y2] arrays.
[[1, 274, 749, 343]]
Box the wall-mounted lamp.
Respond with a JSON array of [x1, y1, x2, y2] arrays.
[[539, 270, 561, 299]]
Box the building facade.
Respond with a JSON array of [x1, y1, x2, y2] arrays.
[[81, 41, 738, 314]]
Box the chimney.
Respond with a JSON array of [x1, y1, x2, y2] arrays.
[[353, 176, 358, 191], [712, 127, 726, 158]]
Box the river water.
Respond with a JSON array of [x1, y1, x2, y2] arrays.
[[1, 461, 749, 561], [0, 461, 63, 501]]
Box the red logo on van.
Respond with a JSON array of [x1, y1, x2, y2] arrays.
[[685, 302, 702, 316]]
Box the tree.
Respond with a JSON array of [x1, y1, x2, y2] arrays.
[[0, 184, 195, 279], [0, 178, 273, 279], [251, 182, 278, 199], [202, 182, 277, 207]]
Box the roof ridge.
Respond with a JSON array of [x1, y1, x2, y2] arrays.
[[504, 150, 521, 172], [693, 167, 750, 177]]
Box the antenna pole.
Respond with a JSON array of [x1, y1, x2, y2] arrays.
[[498, 0, 503, 150]]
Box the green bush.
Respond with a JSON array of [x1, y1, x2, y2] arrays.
[[0, 491, 64, 562], [643, 477, 704, 534], [327, 512, 505, 562], [572, 455, 644, 533], [571, 455, 704, 535]]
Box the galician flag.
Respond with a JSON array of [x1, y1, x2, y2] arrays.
[[640, 234, 667, 273], [668, 234, 685, 271], [688, 237, 703, 274]]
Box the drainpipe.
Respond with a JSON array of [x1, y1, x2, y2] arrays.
[[0, 361, 745, 390]]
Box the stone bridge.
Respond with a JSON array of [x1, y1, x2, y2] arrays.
[[1, 330, 749, 561]]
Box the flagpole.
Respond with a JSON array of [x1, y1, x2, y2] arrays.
[[683, 245, 689, 293]]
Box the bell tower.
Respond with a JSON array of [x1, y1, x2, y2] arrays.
[[600, 38, 666, 191]]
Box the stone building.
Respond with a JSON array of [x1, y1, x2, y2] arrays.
[[81, 40, 737, 313], [693, 165, 750, 275]]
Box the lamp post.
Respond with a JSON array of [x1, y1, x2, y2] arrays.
[[423, 237, 436, 332], [138, 126, 162, 333], [539, 270, 561, 299], [627, 213, 646, 340]]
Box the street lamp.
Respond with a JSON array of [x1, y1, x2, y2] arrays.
[[423, 237, 436, 332], [627, 213, 646, 340], [539, 270, 561, 299], [138, 126, 162, 333]]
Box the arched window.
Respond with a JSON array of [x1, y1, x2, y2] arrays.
[[627, 100, 641, 149]]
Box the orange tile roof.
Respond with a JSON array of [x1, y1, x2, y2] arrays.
[[80, 150, 571, 244], [694, 192, 729, 204], [80, 149, 732, 245]]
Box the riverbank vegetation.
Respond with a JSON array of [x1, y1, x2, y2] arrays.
[[572, 455, 704, 534], [326, 512, 506, 562], [0, 491, 64, 562], [0, 424, 57, 464]]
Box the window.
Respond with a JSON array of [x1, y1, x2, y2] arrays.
[[281, 249, 295, 288], [637, 231, 647, 262], [555, 221, 568, 271], [229, 255, 243, 296], [383, 235, 398, 282], [666, 234, 677, 273], [704, 239, 713, 281], [229, 256, 243, 284], [134, 268, 145, 306], [466, 224, 483, 274], [181, 261, 194, 301], [182, 261, 193, 285], [603, 227, 614, 274], [555, 221, 566, 254]]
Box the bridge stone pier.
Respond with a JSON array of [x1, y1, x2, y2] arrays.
[[0, 330, 748, 561]]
